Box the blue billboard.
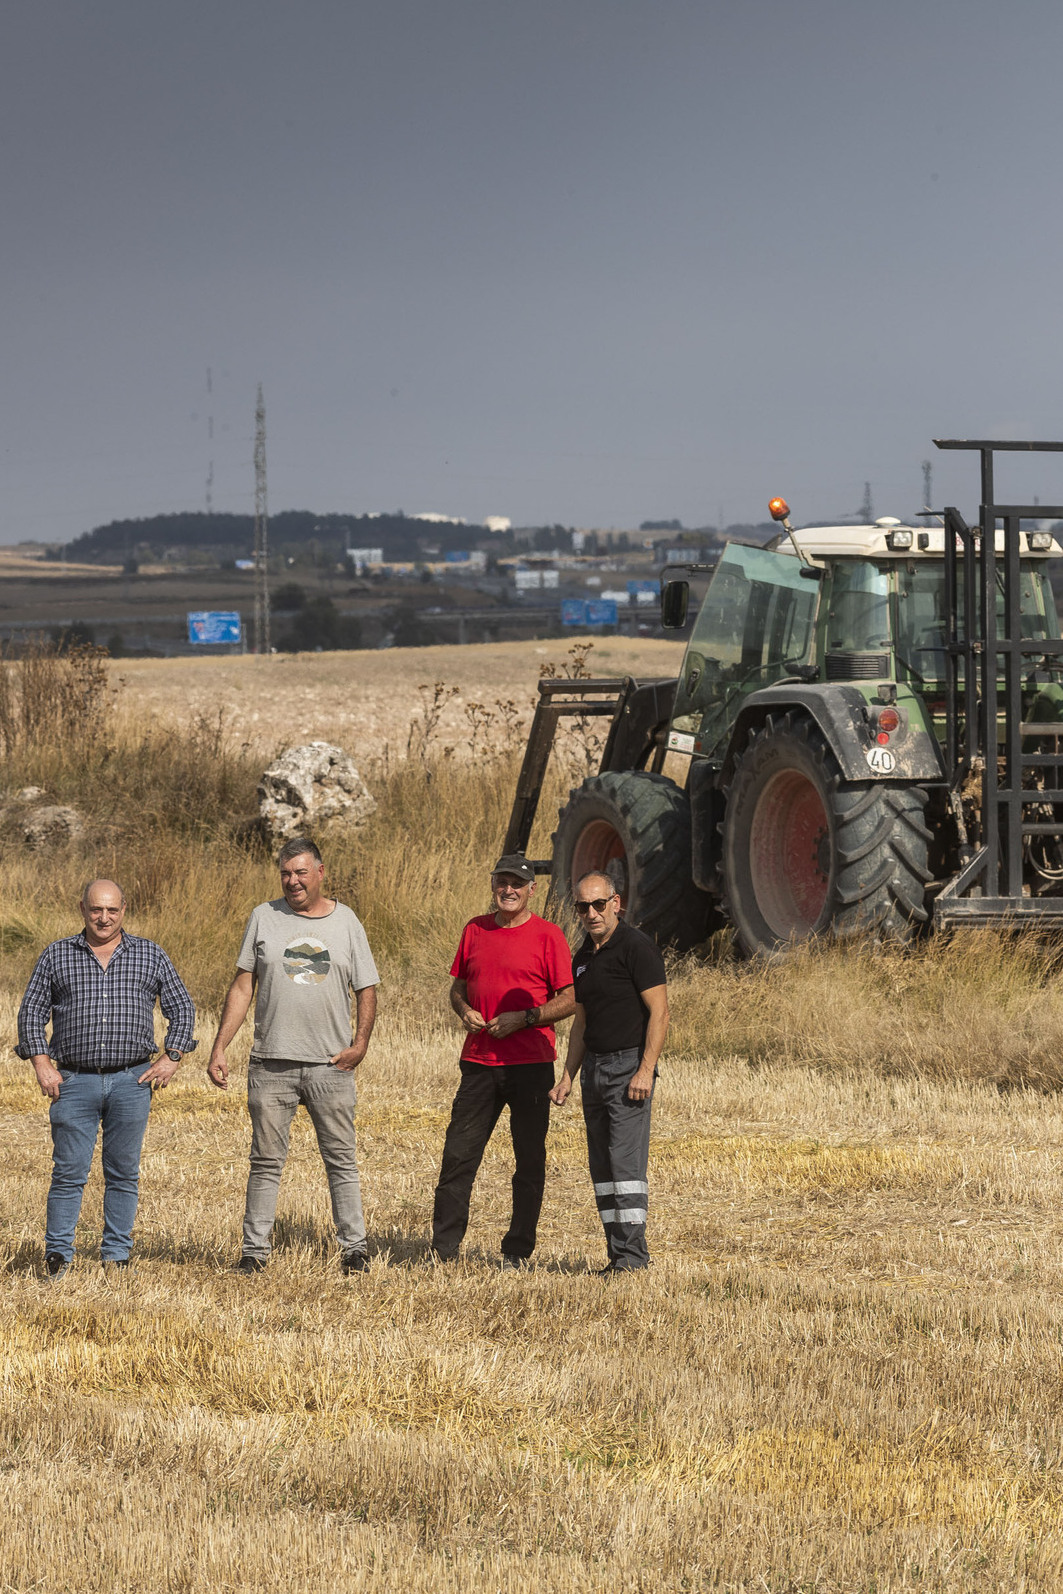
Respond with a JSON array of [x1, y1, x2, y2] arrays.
[[586, 599, 618, 626], [561, 599, 588, 626], [188, 611, 242, 645]]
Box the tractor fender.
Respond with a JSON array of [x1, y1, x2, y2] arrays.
[[718, 684, 946, 786]]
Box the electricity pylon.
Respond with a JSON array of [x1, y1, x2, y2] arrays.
[[253, 384, 270, 655]]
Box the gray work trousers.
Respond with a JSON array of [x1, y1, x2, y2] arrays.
[[242, 1058, 366, 1260], [581, 1047, 654, 1270]]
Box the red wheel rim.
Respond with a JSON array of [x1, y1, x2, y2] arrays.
[[570, 820, 628, 907], [747, 770, 830, 937]]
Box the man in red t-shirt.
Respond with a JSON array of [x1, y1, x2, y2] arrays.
[[432, 853, 575, 1267]]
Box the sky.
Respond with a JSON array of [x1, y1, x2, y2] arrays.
[[4, 0, 1063, 545]]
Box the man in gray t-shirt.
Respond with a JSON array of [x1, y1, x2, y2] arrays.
[[208, 837, 379, 1275]]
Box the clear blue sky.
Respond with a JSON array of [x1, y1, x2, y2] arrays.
[[4, 0, 1063, 543]]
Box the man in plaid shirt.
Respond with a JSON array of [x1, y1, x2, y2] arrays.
[[17, 878, 196, 1275]]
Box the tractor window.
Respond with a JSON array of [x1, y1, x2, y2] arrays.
[[894, 562, 1062, 684], [895, 566, 948, 683], [672, 543, 818, 749], [825, 564, 891, 651]]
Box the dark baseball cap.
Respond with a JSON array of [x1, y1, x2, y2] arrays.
[[492, 852, 535, 882]]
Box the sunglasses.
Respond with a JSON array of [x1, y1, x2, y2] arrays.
[[574, 897, 615, 915]]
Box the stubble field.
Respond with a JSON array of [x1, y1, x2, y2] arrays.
[[3, 638, 1063, 1592]]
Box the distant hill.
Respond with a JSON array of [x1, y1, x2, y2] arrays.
[[57, 510, 490, 564]]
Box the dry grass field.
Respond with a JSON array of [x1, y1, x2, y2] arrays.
[[3, 639, 1063, 1591]]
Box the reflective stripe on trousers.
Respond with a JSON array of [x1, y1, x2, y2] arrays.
[[581, 1047, 654, 1270]]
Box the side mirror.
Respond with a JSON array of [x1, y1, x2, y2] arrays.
[[660, 580, 689, 629]]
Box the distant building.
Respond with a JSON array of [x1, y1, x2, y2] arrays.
[[347, 547, 384, 570]]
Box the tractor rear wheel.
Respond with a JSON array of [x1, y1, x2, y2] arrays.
[[721, 712, 932, 957], [551, 770, 714, 950]]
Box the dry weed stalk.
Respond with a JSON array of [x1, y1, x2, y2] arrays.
[[538, 640, 608, 777], [0, 638, 113, 761]]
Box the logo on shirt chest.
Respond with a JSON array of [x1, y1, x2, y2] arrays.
[[283, 938, 331, 985]]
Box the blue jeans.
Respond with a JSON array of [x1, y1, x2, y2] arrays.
[[47, 1064, 154, 1262], [243, 1059, 366, 1260]]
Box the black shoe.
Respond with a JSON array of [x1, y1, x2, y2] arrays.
[[341, 1250, 370, 1274], [45, 1252, 69, 1277], [500, 1255, 530, 1272], [102, 1258, 130, 1271], [235, 1256, 267, 1274]]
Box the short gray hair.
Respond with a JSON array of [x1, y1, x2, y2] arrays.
[[277, 836, 322, 867]]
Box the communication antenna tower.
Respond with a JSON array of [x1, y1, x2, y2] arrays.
[[206, 367, 214, 514], [859, 481, 874, 522], [922, 458, 932, 511], [253, 384, 270, 654]]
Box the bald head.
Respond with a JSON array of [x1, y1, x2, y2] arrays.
[[79, 879, 126, 948], [81, 879, 125, 910]]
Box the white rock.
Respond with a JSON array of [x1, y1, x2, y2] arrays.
[[23, 805, 84, 849], [258, 742, 376, 849]]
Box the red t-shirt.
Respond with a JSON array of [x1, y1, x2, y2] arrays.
[[450, 913, 573, 1065]]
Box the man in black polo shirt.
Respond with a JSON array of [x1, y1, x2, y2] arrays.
[[549, 872, 669, 1272]]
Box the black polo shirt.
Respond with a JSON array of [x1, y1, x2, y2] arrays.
[[572, 918, 667, 1054]]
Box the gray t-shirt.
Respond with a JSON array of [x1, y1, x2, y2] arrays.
[[237, 899, 380, 1063]]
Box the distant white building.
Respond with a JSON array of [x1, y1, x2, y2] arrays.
[[484, 515, 512, 534], [413, 512, 466, 524], [347, 547, 384, 570]]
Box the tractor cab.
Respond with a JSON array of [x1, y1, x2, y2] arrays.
[[663, 512, 1063, 768]]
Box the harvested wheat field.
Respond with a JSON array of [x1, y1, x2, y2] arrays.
[[3, 640, 1063, 1592], [110, 636, 680, 763]]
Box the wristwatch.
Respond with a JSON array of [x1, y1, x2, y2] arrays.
[[166, 1049, 182, 1062], [524, 1008, 539, 1028]]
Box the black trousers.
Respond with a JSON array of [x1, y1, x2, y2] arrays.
[[432, 1060, 554, 1259]]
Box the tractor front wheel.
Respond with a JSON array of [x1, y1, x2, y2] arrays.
[[721, 712, 932, 957], [551, 770, 714, 951]]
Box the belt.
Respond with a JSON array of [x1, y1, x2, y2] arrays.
[[61, 1059, 151, 1074]]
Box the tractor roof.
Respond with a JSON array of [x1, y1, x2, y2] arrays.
[[767, 519, 1063, 561]]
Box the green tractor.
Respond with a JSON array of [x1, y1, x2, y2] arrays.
[[503, 439, 1063, 955]]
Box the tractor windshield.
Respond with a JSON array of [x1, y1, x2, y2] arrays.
[[672, 542, 818, 756]]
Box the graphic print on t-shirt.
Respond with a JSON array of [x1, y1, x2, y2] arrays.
[[283, 937, 331, 985]]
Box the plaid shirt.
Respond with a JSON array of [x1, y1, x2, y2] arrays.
[[17, 931, 196, 1066]]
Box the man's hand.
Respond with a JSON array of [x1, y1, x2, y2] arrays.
[[31, 1056, 62, 1102], [626, 1062, 655, 1103], [459, 1006, 487, 1034], [485, 1010, 528, 1040], [329, 1039, 368, 1072], [139, 1051, 181, 1090], [207, 1051, 229, 1090], [549, 1070, 573, 1107]]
